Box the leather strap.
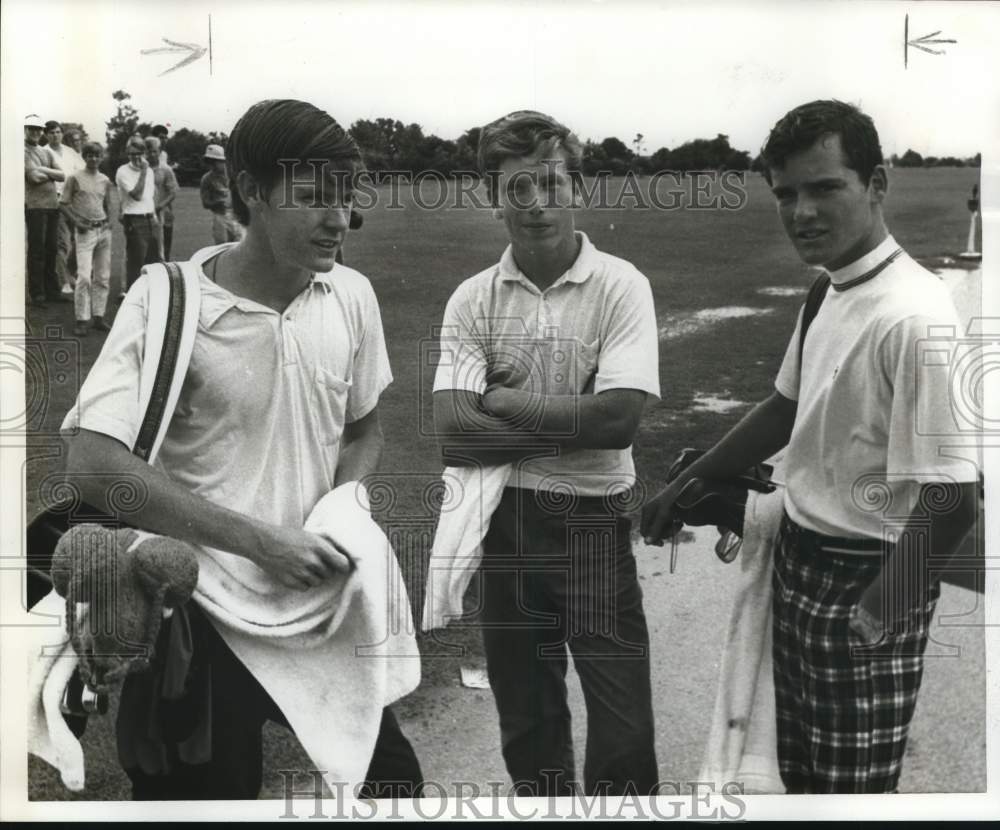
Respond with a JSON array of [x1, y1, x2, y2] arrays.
[[798, 272, 831, 361], [131, 261, 201, 464]]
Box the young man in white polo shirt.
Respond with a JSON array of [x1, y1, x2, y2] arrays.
[[641, 100, 978, 793], [63, 99, 423, 800], [433, 110, 661, 796], [115, 137, 161, 296]]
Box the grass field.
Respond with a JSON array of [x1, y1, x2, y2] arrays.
[[23, 166, 982, 800]]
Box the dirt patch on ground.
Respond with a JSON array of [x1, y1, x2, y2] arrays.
[[658, 306, 775, 340]]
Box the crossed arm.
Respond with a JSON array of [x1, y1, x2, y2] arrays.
[[433, 385, 648, 467], [25, 163, 64, 185]]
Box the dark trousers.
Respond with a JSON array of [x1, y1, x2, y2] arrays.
[[772, 515, 938, 794], [123, 606, 424, 800], [25, 207, 61, 299], [480, 487, 658, 796], [122, 215, 161, 291]]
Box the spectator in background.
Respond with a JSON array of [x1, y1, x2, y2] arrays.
[[61, 141, 113, 337], [46, 120, 86, 296], [145, 136, 179, 260], [200, 143, 243, 244], [151, 124, 172, 168], [24, 114, 66, 307], [116, 136, 160, 299], [64, 129, 85, 155]]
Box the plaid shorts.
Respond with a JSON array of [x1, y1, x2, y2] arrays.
[[772, 514, 939, 794]]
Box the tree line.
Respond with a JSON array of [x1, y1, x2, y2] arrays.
[[83, 91, 978, 186], [892, 149, 981, 168]]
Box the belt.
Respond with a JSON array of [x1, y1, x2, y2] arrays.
[[84, 219, 108, 228], [780, 512, 885, 555], [124, 213, 154, 219]]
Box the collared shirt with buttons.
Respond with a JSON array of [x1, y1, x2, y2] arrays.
[[62, 244, 393, 589], [434, 231, 660, 497]]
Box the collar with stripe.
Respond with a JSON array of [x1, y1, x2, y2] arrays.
[[825, 235, 903, 292]]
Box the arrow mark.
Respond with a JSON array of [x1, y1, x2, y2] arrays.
[[904, 14, 957, 68], [140, 37, 208, 76]]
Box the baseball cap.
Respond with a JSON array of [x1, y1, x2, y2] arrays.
[[24, 114, 44, 128], [204, 144, 226, 161]]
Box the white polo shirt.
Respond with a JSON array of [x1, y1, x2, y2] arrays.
[[434, 231, 660, 496], [115, 162, 156, 215], [49, 144, 85, 196], [774, 235, 977, 540], [62, 243, 392, 597]]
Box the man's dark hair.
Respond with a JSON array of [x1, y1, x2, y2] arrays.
[[760, 100, 884, 186], [152, 124, 169, 138], [226, 99, 364, 226], [44, 120, 60, 132]]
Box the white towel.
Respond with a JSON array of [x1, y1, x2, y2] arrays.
[[421, 465, 511, 631], [698, 458, 784, 794], [28, 482, 419, 795], [201, 482, 420, 793], [26, 590, 88, 791], [27, 529, 159, 792]]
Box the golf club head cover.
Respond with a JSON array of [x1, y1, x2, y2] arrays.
[[665, 448, 776, 537], [51, 525, 199, 695]]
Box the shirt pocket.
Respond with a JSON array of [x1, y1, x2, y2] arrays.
[[312, 366, 353, 447]]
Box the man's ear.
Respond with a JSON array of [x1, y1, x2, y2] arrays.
[[236, 170, 265, 211], [868, 164, 888, 204]]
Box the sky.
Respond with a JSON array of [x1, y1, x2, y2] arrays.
[[4, 0, 999, 158]]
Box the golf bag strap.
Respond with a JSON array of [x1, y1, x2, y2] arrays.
[[798, 273, 831, 361], [132, 261, 202, 464]]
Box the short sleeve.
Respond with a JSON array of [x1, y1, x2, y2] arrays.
[[882, 315, 978, 484], [115, 165, 131, 200], [593, 273, 660, 399], [432, 281, 490, 395], [774, 307, 804, 401], [60, 281, 149, 448], [345, 280, 393, 423]]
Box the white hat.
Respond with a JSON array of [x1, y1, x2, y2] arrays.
[[24, 114, 44, 128], [204, 144, 226, 161]]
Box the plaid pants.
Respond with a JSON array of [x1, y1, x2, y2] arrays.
[[772, 515, 939, 794]]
